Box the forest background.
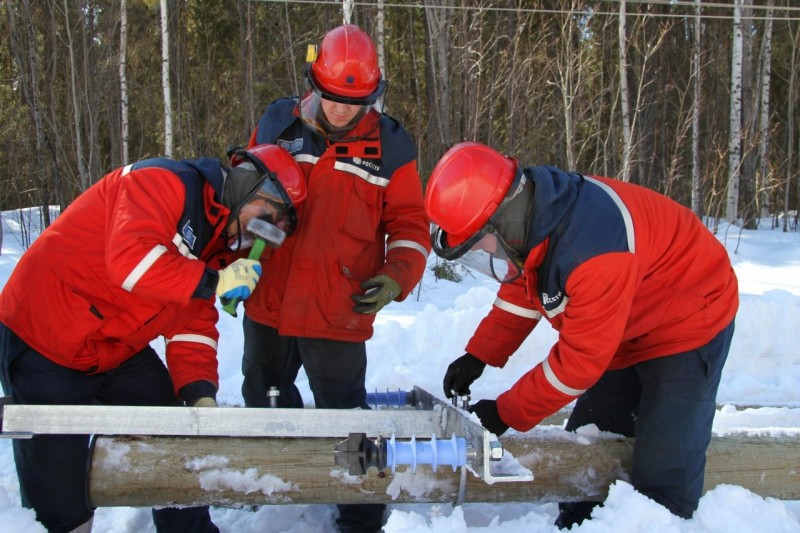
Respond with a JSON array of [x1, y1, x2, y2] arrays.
[[2, 0, 799, 235]]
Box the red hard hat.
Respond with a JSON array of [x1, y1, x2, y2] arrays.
[[425, 141, 517, 246], [243, 144, 306, 206], [227, 144, 307, 237], [307, 24, 385, 104]]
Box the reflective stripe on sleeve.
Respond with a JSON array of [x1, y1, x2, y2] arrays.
[[166, 334, 218, 351], [493, 297, 541, 320], [542, 357, 586, 397], [294, 154, 319, 165], [122, 245, 168, 292], [544, 295, 569, 319], [171, 233, 198, 259], [387, 239, 429, 259]]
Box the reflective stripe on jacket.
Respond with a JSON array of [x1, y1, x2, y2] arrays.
[[0, 158, 230, 395], [245, 97, 430, 341], [465, 167, 739, 431]]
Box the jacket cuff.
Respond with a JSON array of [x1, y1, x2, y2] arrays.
[[193, 268, 219, 300], [178, 380, 218, 406]]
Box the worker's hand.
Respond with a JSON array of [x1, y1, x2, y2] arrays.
[[443, 352, 486, 398], [192, 397, 218, 408], [351, 275, 401, 314], [469, 399, 509, 436], [216, 258, 262, 301]]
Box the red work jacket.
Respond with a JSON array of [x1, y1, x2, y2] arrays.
[[0, 158, 231, 397], [465, 168, 739, 431], [245, 98, 430, 341]]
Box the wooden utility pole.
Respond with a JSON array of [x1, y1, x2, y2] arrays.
[[89, 432, 800, 507]]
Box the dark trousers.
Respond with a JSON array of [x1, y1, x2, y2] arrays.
[[556, 320, 735, 529], [0, 323, 217, 533], [241, 317, 384, 532]]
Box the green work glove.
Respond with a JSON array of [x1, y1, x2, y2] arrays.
[[216, 258, 262, 301], [351, 275, 401, 314], [192, 397, 218, 408]]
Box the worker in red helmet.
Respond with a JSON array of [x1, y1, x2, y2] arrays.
[[244, 24, 430, 532], [0, 145, 305, 533], [425, 141, 739, 528]]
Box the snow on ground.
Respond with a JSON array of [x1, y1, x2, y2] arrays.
[[1, 210, 799, 532]]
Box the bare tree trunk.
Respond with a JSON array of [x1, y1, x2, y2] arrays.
[[726, 0, 743, 224], [342, 0, 353, 24], [556, 1, 580, 171], [376, 0, 385, 111], [160, 0, 173, 158], [424, 0, 451, 150], [739, 0, 756, 228], [282, 3, 299, 98], [756, 0, 774, 220], [691, 0, 703, 218], [119, 0, 129, 164], [237, 0, 255, 136], [618, 0, 633, 182], [785, 24, 799, 232], [64, 0, 89, 190]]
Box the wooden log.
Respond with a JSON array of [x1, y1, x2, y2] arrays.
[[87, 432, 800, 507]]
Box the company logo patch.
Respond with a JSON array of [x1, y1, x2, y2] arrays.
[[278, 138, 303, 154], [352, 157, 381, 173], [542, 291, 563, 306], [181, 220, 197, 250]]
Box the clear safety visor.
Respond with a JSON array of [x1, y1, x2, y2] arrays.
[[224, 149, 299, 252], [298, 90, 382, 141], [226, 195, 290, 252], [432, 225, 524, 283]]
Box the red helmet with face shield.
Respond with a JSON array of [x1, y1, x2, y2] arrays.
[[227, 144, 306, 243], [425, 141, 517, 250], [425, 141, 527, 282], [306, 24, 386, 105]]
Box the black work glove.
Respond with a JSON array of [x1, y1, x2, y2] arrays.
[[442, 352, 486, 399], [351, 275, 401, 314], [470, 399, 509, 436]]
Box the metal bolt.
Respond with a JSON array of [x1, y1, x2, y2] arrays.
[[268, 387, 280, 408], [459, 394, 471, 410], [489, 441, 504, 461]]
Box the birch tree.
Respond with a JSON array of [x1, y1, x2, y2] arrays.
[[785, 23, 799, 232], [342, 0, 353, 24], [160, 0, 173, 158], [376, 0, 385, 110], [424, 0, 452, 150], [726, 0, 743, 224], [555, 1, 583, 171], [690, 0, 703, 217], [64, 1, 90, 190], [618, 0, 633, 182], [756, 0, 774, 220], [119, 0, 129, 164]]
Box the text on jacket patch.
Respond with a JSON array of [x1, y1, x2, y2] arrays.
[[542, 291, 563, 305], [353, 157, 380, 172]]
